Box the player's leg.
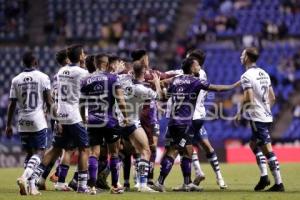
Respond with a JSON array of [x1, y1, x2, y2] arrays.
[[191, 146, 205, 185], [249, 140, 270, 191], [120, 139, 133, 190], [17, 129, 47, 195], [95, 144, 110, 189], [127, 126, 156, 192], [54, 149, 73, 191]]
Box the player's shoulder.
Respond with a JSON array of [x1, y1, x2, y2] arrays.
[[199, 69, 207, 80], [34, 70, 50, 79]]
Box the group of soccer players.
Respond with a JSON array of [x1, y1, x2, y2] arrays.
[[5, 44, 285, 196]]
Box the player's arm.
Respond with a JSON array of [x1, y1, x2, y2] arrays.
[[268, 86, 276, 108], [5, 99, 17, 138], [79, 98, 87, 124], [207, 81, 241, 92], [236, 87, 254, 122], [152, 73, 165, 100], [43, 89, 57, 118], [115, 88, 129, 125]]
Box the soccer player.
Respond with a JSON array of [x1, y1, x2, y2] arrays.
[[151, 57, 239, 192], [237, 47, 284, 192], [130, 49, 177, 186], [117, 62, 163, 192], [187, 49, 228, 189], [29, 45, 90, 194], [37, 49, 71, 190], [80, 58, 129, 194], [5, 51, 54, 195]]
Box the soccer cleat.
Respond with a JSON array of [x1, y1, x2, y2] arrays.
[[124, 183, 130, 191], [77, 186, 91, 194], [254, 176, 270, 191], [266, 183, 285, 192], [193, 175, 206, 186], [217, 178, 228, 189], [110, 186, 124, 194], [149, 181, 166, 192], [89, 187, 97, 195], [54, 182, 73, 191], [134, 182, 140, 191], [147, 180, 154, 186], [138, 185, 158, 193], [49, 173, 59, 183], [68, 179, 78, 191], [172, 183, 203, 192], [16, 177, 28, 195], [29, 187, 41, 196], [96, 173, 110, 190], [36, 181, 46, 191]]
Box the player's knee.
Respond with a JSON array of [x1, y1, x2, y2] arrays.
[[150, 145, 157, 154]]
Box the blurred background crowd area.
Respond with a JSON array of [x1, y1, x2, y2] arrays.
[[0, 0, 300, 148]]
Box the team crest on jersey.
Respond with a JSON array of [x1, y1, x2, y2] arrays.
[[23, 76, 33, 82], [63, 70, 70, 75], [259, 72, 264, 76], [94, 84, 103, 91], [125, 86, 133, 95]]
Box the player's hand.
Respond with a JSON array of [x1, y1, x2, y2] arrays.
[[234, 114, 242, 127], [122, 118, 130, 126], [233, 81, 241, 88], [152, 73, 160, 85], [5, 125, 13, 139]]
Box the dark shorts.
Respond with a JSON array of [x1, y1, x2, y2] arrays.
[[164, 126, 173, 148], [168, 125, 192, 149], [88, 126, 121, 146], [52, 123, 89, 149], [20, 128, 48, 151], [250, 121, 272, 146], [121, 124, 140, 140], [191, 119, 208, 144], [140, 119, 160, 146]]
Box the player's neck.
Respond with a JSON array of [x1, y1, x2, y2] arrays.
[[245, 62, 256, 70], [24, 67, 36, 72]]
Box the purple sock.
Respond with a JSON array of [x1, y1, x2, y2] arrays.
[[158, 155, 174, 185], [110, 156, 120, 187], [58, 164, 69, 183], [148, 150, 156, 180], [88, 156, 98, 187], [181, 157, 192, 185]]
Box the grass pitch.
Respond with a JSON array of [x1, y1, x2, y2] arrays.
[[0, 163, 299, 200]]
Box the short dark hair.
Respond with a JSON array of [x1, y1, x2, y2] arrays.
[[67, 44, 83, 63], [22, 51, 36, 68], [85, 55, 96, 73], [95, 53, 109, 66], [56, 49, 68, 66], [181, 57, 195, 74], [108, 55, 120, 64], [245, 47, 259, 62], [133, 61, 145, 77], [131, 49, 147, 62], [188, 49, 206, 66]]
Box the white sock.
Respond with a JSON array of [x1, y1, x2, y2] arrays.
[[268, 156, 282, 184], [256, 152, 268, 176], [22, 155, 41, 180], [38, 177, 46, 185], [192, 152, 205, 177]]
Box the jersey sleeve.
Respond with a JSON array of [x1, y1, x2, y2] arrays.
[[196, 79, 210, 91], [42, 75, 51, 91], [9, 79, 17, 100], [241, 73, 252, 90], [135, 85, 158, 100], [112, 75, 121, 90]]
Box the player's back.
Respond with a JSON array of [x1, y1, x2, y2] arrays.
[[57, 64, 88, 124], [81, 71, 119, 128], [193, 69, 208, 120], [10, 69, 50, 132], [168, 74, 209, 126], [241, 67, 273, 122]]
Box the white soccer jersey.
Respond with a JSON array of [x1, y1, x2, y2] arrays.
[[193, 69, 208, 120], [56, 64, 88, 124], [118, 77, 158, 126], [9, 69, 51, 132], [241, 67, 273, 122]]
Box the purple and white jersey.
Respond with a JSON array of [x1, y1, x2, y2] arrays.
[[168, 74, 210, 126], [80, 71, 121, 128]]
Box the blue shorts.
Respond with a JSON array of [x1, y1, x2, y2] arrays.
[[53, 123, 89, 149], [88, 126, 121, 146], [121, 124, 139, 140], [191, 119, 208, 144], [20, 128, 48, 151], [250, 121, 272, 146], [168, 125, 192, 149]]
